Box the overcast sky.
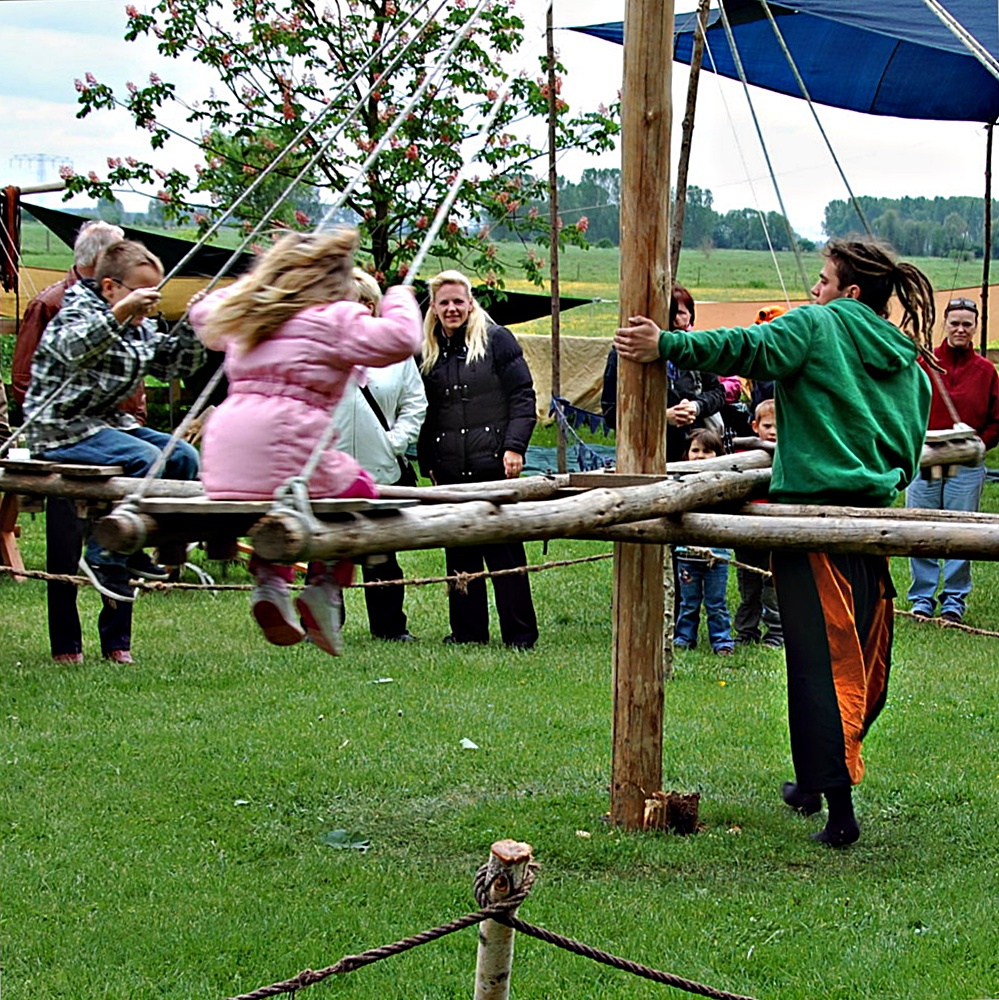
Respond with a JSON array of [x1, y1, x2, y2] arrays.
[[1, 0, 991, 241]]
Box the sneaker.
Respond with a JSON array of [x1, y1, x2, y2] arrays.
[[940, 611, 963, 624], [53, 652, 84, 665], [762, 636, 785, 649], [78, 557, 137, 603], [104, 650, 134, 664], [443, 634, 488, 646], [296, 581, 344, 656], [910, 605, 933, 621], [252, 577, 305, 646], [506, 641, 535, 652], [713, 645, 735, 655], [126, 550, 170, 582]]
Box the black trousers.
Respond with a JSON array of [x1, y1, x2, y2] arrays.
[[46, 497, 131, 658], [360, 552, 409, 639], [445, 541, 538, 647]]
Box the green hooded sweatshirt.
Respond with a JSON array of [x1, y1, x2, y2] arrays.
[[657, 298, 931, 506]]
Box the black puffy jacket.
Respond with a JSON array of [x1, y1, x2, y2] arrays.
[[418, 323, 536, 484]]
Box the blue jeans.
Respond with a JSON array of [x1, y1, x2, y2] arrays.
[[675, 558, 733, 650], [41, 427, 199, 567], [906, 463, 986, 617]]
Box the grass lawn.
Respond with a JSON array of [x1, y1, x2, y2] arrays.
[[3, 484, 999, 1000]]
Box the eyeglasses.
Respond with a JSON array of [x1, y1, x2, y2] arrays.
[[112, 277, 140, 292], [945, 297, 978, 315]]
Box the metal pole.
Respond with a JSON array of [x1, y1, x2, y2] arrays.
[[982, 120, 994, 355], [547, 5, 566, 473]]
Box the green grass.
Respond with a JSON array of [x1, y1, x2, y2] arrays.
[[3, 486, 999, 1000]]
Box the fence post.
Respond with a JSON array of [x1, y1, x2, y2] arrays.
[[473, 839, 533, 1000]]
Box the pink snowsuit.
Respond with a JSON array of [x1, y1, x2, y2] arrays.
[[189, 287, 422, 500]]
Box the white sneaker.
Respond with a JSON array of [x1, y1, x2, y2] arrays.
[[296, 581, 344, 656], [252, 577, 305, 646]]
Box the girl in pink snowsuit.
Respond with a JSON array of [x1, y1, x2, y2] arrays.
[[189, 229, 422, 655]]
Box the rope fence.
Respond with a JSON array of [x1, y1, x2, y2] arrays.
[[227, 847, 759, 1000]]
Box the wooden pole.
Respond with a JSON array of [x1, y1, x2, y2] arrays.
[[670, 0, 711, 276], [473, 840, 533, 1000], [613, 0, 674, 830], [547, 5, 566, 474], [982, 120, 994, 355]]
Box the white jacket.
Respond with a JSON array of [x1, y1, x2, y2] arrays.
[[331, 357, 427, 485]]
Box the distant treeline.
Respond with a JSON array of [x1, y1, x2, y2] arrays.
[[497, 170, 996, 259], [823, 196, 996, 259]]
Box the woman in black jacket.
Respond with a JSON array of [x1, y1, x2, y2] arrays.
[[601, 284, 726, 460], [418, 270, 539, 650]]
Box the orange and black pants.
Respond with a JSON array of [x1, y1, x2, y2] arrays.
[[770, 551, 894, 792]]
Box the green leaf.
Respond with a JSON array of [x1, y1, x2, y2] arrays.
[[320, 829, 371, 852]]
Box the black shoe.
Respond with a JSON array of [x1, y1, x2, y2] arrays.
[[762, 636, 784, 649], [811, 820, 860, 847], [910, 606, 933, 621], [443, 634, 487, 645], [782, 781, 822, 816], [940, 611, 963, 624], [380, 632, 419, 642], [126, 550, 170, 581], [79, 558, 137, 602], [506, 641, 535, 652]]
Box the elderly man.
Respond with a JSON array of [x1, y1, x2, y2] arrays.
[[907, 296, 999, 624]]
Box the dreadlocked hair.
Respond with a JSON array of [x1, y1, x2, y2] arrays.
[[824, 237, 940, 367], [205, 228, 359, 350]]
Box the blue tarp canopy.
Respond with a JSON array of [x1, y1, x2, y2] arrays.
[[573, 1, 999, 123]]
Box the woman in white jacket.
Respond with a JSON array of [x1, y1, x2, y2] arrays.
[[330, 270, 427, 640]]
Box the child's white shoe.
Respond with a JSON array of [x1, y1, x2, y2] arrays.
[[252, 576, 305, 646], [296, 581, 344, 657]]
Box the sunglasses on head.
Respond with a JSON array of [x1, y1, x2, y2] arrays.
[[945, 297, 978, 315]]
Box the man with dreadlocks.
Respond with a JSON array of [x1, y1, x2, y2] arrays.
[[615, 237, 934, 847]]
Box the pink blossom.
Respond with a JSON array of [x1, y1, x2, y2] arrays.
[[486, 89, 498, 101], [107, 157, 122, 168], [385, 0, 397, 13], [155, 168, 168, 179], [576, 216, 589, 234], [375, 271, 385, 284], [126, 156, 139, 167], [85, 72, 97, 85], [58, 165, 75, 180], [415, 215, 428, 230], [364, 208, 375, 220], [405, 144, 418, 161], [149, 72, 161, 84], [528, 206, 538, 220], [88, 170, 100, 183], [157, 190, 172, 202], [193, 213, 207, 224], [446, 221, 459, 235], [242, 164, 257, 175], [357, 138, 374, 153], [126, 81, 138, 94], [397, 263, 409, 278], [294, 210, 310, 226], [508, 200, 520, 212], [74, 79, 85, 93]]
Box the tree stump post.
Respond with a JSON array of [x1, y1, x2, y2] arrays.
[[473, 839, 533, 1000]]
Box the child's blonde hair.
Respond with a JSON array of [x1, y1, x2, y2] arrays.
[[754, 398, 775, 422], [353, 267, 383, 315], [205, 229, 359, 349], [420, 269, 489, 373]]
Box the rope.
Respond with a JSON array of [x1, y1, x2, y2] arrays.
[[715, 0, 812, 300], [701, 34, 791, 307], [758, 0, 874, 239], [227, 865, 758, 1000]]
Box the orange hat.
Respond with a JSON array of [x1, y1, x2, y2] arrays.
[[755, 306, 787, 324]]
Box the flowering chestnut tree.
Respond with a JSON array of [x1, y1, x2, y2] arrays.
[[64, 0, 619, 286]]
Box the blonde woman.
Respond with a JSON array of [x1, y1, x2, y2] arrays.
[[417, 270, 538, 650], [189, 230, 421, 655]]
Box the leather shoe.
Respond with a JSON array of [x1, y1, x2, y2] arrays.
[[782, 781, 822, 816], [940, 611, 963, 624], [382, 632, 419, 642]]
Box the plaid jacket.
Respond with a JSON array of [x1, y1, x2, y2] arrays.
[[23, 279, 205, 453]]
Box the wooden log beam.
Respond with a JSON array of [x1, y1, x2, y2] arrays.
[[585, 511, 999, 558], [0, 471, 205, 502], [735, 502, 999, 526], [250, 469, 770, 563]]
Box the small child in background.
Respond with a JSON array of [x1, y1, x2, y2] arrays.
[[673, 427, 735, 655], [189, 229, 422, 655], [733, 398, 784, 648]]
